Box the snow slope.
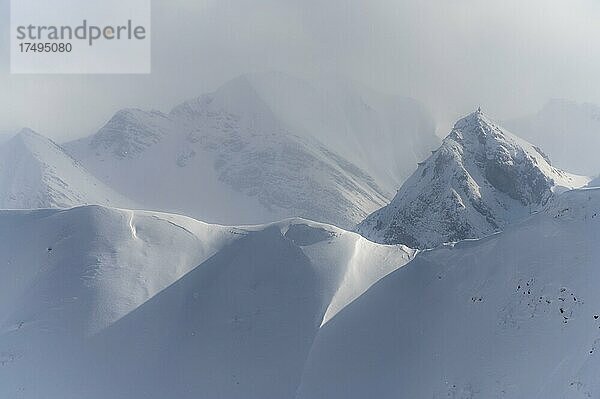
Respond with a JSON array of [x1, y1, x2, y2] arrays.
[[0, 206, 412, 399], [296, 188, 600, 399], [505, 99, 600, 176], [65, 72, 438, 229], [3, 188, 600, 399], [358, 110, 589, 248], [172, 72, 439, 190], [0, 129, 132, 209]]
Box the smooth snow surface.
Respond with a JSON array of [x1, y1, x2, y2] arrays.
[[358, 110, 590, 248], [2, 189, 600, 398], [0, 207, 412, 399]]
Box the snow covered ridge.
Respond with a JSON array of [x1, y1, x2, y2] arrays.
[[88, 108, 174, 159], [0, 128, 132, 209], [0, 205, 412, 398], [296, 187, 600, 399], [358, 110, 590, 249], [2, 188, 600, 398], [64, 72, 437, 229]]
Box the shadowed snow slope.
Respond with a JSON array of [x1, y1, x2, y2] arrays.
[[0, 129, 132, 209], [65, 72, 438, 229], [297, 188, 600, 399], [358, 110, 589, 249], [0, 206, 412, 399]]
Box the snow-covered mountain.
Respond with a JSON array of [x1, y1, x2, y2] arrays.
[[358, 110, 589, 248], [65, 72, 438, 229], [0, 129, 131, 209], [505, 99, 600, 176], [0, 205, 412, 399], [2, 189, 600, 398], [296, 188, 600, 399], [171, 72, 439, 190]]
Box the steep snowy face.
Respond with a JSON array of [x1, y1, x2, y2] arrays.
[[0, 206, 412, 399], [0, 129, 131, 209], [66, 73, 400, 229], [172, 72, 439, 191], [86, 109, 175, 159], [505, 99, 600, 176], [296, 188, 600, 399], [358, 111, 589, 248]]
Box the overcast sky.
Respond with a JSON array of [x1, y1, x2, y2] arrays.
[[1, 0, 600, 141]]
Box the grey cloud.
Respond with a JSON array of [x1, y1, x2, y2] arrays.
[[1, 0, 600, 141]]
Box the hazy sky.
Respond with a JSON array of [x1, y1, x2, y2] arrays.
[[1, 0, 600, 141]]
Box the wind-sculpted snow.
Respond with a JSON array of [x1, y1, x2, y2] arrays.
[[0, 207, 412, 399], [358, 110, 589, 249], [297, 188, 600, 399], [0, 129, 132, 209]]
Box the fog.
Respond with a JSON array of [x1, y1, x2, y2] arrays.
[[1, 0, 600, 141]]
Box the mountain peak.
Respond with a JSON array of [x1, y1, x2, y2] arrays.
[[7, 128, 65, 156], [16, 127, 38, 137], [0, 128, 132, 209], [358, 112, 589, 249], [450, 109, 502, 139], [12, 127, 46, 144]]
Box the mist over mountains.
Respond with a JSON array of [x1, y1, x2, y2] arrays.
[[506, 99, 600, 176], [1, 72, 600, 398], [62, 72, 439, 229]]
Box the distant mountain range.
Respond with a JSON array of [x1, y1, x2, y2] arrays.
[[2, 78, 600, 398], [61, 72, 438, 229]]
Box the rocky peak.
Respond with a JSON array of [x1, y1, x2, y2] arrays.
[[357, 111, 589, 249]]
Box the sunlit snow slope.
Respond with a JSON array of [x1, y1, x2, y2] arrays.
[[0, 206, 412, 399], [0, 129, 131, 209], [297, 188, 600, 398], [358, 110, 589, 248]]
